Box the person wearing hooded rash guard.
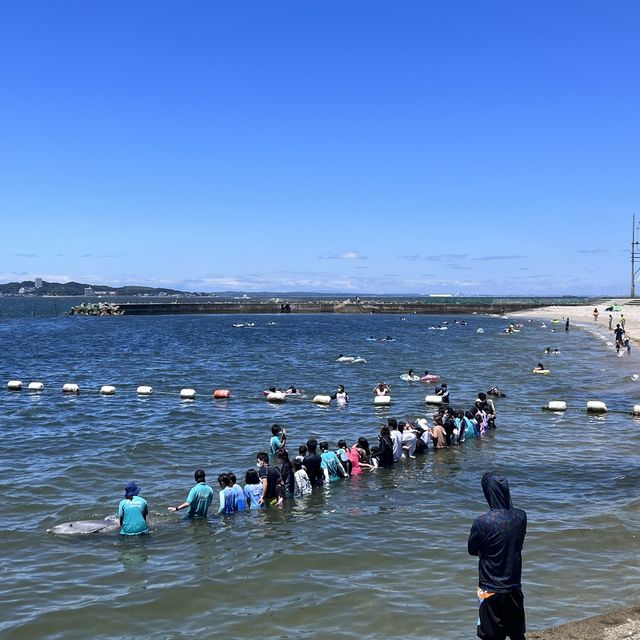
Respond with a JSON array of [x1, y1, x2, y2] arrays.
[[468, 473, 527, 640]]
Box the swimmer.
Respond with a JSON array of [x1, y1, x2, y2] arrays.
[[533, 363, 545, 372], [487, 386, 505, 397], [332, 384, 349, 403], [374, 381, 390, 396]]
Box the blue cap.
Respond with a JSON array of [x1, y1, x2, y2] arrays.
[[124, 481, 140, 498]]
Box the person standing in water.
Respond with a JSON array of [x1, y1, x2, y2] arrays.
[[468, 472, 527, 640], [593, 308, 599, 321], [168, 469, 214, 518], [118, 482, 149, 536]]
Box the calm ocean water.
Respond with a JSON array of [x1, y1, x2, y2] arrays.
[[0, 300, 638, 639]]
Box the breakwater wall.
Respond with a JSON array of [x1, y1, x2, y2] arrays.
[[113, 299, 590, 316]]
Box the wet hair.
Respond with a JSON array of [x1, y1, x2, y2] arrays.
[[380, 425, 390, 436], [388, 417, 398, 430], [227, 472, 237, 484], [357, 436, 370, 453], [269, 386, 276, 392], [293, 459, 303, 472], [194, 469, 206, 482], [370, 445, 380, 456], [245, 469, 259, 484], [217, 473, 230, 486], [319, 441, 329, 451], [478, 392, 487, 401], [278, 449, 290, 463], [298, 445, 307, 456], [398, 420, 406, 428], [256, 452, 269, 464], [306, 438, 318, 453], [337, 439, 347, 449], [271, 424, 281, 435]]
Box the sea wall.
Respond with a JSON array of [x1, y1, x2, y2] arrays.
[[114, 300, 574, 316]]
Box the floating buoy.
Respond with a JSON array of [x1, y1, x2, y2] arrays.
[[213, 389, 231, 399], [180, 388, 196, 400], [137, 385, 153, 395], [62, 383, 79, 394], [425, 395, 443, 405], [28, 382, 44, 392], [586, 400, 607, 413], [547, 401, 567, 411], [312, 394, 331, 405], [373, 395, 391, 406], [100, 385, 116, 395], [632, 405, 640, 416], [267, 391, 286, 403], [7, 380, 22, 391]]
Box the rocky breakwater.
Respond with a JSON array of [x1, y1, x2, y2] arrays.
[[66, 302, 123, 316]]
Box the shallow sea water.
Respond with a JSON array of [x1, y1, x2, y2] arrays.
[[0, 308, 638, 639]]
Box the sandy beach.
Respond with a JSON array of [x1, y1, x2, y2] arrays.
[[506, 298, 638, 344]]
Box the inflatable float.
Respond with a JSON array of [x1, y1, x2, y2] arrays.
[[400, 374, 421, 382], [532, 369, 550, 375], [420, 374, 440, 383]]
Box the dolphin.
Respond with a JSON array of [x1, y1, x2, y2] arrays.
[[47, 517, 119, 535]]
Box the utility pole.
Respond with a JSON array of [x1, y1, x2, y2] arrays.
[[632, 214, 640, 298]]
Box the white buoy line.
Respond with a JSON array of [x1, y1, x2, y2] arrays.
[[5, 378, 640, 415]]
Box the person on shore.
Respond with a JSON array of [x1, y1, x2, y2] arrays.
[[168, 469, 214, 518], [269, 424, 287, 457], [256, 452, 283, 506], [216, 473, 235, 515], [468, 472, 527, 640], [593, 308, 599, 322], [303, 439, 325, 487], [118, 482, 149, 536], [243, 469, 263, 509], [621, 313, 626, 329], [608, 314, 613, 330], [625, 338, 632, 355]]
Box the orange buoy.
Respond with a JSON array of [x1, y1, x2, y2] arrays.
[[213, 389, 231, 399]]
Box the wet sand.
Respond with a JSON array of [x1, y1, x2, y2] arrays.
[[530, 605, 640, 640]]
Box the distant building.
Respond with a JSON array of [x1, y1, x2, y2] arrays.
[[34, 278, 42, 289], [84, 287, 95, 296]]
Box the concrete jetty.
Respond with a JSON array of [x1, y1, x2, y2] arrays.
[[100, 296, 594, 316]]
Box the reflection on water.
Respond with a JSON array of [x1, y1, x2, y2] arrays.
[[0, 311, 638, 638]]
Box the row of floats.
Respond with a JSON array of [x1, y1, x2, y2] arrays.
[[4, 379, 638, 414]]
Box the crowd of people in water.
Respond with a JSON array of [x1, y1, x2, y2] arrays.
[[116, 389, 501, 535]]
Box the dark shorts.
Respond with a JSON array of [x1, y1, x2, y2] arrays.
[[477, 590, 526, 640]]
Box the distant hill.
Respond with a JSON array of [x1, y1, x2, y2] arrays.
[[0, 280, 189, 296]]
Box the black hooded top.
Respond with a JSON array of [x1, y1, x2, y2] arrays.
[[468, 472, 527, 593]]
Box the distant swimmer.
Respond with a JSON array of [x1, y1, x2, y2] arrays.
[[533, 363, 548, 374], [331, 384, 349, 404], [487, 386, 505, 398], [380, 336, 395, 342], [118, 482, 149, 536], [374, 381, 390, 396]]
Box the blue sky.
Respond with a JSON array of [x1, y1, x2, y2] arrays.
[[1, 1, 638, 295]]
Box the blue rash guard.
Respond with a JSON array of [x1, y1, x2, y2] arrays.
[[231, 484, 246, 511], [244, 483, 262, 509], [218, 486, 235, 514], [468, 473, 527, 593], [269, 435, 283, 455], [118, 496, 149, 536], [185, 482, 214, 518]]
